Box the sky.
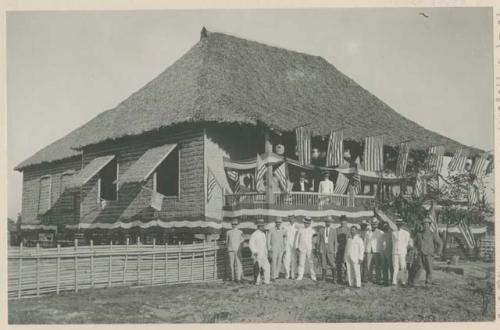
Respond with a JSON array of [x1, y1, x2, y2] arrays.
[[6, 8, 494, 219]]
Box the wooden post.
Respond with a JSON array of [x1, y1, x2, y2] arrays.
[[123, 238, 128, 286], [36, 243, 40, 297], [108, 241, 113, 288], [17, 242, 23, 299], [190, 249, 195, 282], [151, 238, 156, 286], [177, 241, 181, 282], [164, 243, 168, 284], [202, 241, 206, 281], [56, 244, 61, 294], [90, 240, 94, 288], [137, 237, 141, 286], [74, 239, 78, 292]]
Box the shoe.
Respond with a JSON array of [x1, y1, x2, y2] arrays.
[[311, 276, 317, 281], [296, 276, 303, 281]]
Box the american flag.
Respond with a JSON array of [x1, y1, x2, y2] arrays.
[[226, 169, 240, 193], [326, 130, 344, 167], [414, 173, 426, 198], [448, 148, 469, 172], [470, 153, 490, 177], [274, 163, 288, 191], [427, 201, 438, 233], [333, 173, 350, 194], [457, 218, 476, 249], [207, 168, 219, 202], [350, 172, 361, 195], [467, 179, 479, 207], [363, 135, 384, 172], [396, 142, 410, 177], [295, 126, 311, 165], [255, 153, 267, 191], [426, 146, 445, 174]]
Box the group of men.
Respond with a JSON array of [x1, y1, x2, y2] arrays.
[[225, 213, 443, 288]]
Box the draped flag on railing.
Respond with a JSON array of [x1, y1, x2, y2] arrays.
[[457, 219, 476, 249], [334, 173, 350, 194], [295, 126, 311, 165], [207, 167, 219, 203], [396, 142, 410, 177], [350, 172, 361, 195], [363, 135, 384, 172], [274, 162, 288, 192], [326, 130, 344, 167], [426, 146, 445, 174], [255, 153, 267, 192], [448, 148, 469, 172], [470, 153, 490, 177], [226, 169, 240, 193]]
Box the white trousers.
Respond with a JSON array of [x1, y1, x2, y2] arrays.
[[283, 245, 297, 279], [392, 253, 407, 285], [345, 258, 361, 287], [297, 248, 316, 279], [255, 257, 271, 284]]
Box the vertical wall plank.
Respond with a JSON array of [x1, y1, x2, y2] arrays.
[[123, 238, 129, 286], [190, 250, 195, 282], [213, 241, 217, 280], [17, 242, 23, 299], [90, 240, 94, 288], [137, 237, 141, 286], [164, 243, 168, 284], [177, 242, 181, 282], [74, 239, 79, 292], [151, 238, 156, 286], [36, 243, 40, 297], [108, 241, 113, 288], [202, 241, 206, 281], [56, 244, 61, 294]]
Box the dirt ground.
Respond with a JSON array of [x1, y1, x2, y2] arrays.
[[9, 261, 495, 323]]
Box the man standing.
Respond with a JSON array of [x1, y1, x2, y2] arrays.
[[249, 219, 271, 285], [365, 218, 385, 284], [296, 217, 317, 281], [391, 218, 411, 286], [267, 217, 286, 280], [360, 220, 371, 282], [292, 171, 313, 192], [344, 225, 365, 288], [284, 215, 298, 279], [318, 171, 334, 195], [382, 222, 393, 285], [335, 216, 350, 284], [316, 216, 338, 282], [225, 218, 244, 282], [410, 218, 443, 286]]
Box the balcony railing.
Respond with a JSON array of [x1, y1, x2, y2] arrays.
[[224, 191, 375, 210]]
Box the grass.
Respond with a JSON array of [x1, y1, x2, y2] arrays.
[[9, 261, 495, 324]]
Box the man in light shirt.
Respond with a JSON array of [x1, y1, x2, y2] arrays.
[[365, 217, 385, 284], [225, 218, 244, 282], [249, 219, 271, 285], [283, 215, 298, 279], [391, 217, 411, 286], [267, 217, 286, 280], [295, 216, 317, 281], [318, 171, 334, 195], [344, 225, 365, 288]]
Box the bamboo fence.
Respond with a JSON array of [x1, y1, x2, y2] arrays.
[[8, 239, 232, 300]]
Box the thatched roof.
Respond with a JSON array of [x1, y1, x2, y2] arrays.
[[16, 28, 478, 171]]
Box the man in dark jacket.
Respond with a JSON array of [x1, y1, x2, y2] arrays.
[[292, 171, 313, 192], [409, 218, 443, 286], [335, 216, 350, 284], [316, 216, 338, 282]]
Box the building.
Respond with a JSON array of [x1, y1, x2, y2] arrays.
[[14, 28, 478, 244]]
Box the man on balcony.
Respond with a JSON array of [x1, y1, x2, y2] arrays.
[[267, 217, 286, 280], [249, 219, 271, 285], [317, 216, 338, 282], [295, 216, 317, 281], [365, 218, 385, 284], [292, 171, 313, 192], [284, 215, 298, 279], [318, 171, 334, 195], [225, 218, 244, 282]]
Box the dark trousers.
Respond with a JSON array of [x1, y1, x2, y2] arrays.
[[336, 248, 346, 283], [409, 253, 434, 284]]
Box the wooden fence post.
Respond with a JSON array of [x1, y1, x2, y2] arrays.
[[90, 240, 94, 288], [17, 242, 23, 299], [137, 237, 141, 286], [202, 240, 206, 281], [56, 244, 61, 294], [108, 241, 113, 288], [190, 248, 195, 282], [36, 243, 40, 297], [74, 239, 78, 292], [177, 241, 181, 282], [123, 238, 129, 286], [164, 243, 168, 284], [151, 238, 156, 286]]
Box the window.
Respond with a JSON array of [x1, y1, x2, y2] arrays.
[[99, 158, 118, 201], [60, 172, 76, 211], [154, 148, 179, 197], [38, 176, 52, 214]]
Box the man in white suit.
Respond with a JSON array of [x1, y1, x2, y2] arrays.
[[295, 216, 317, 281], [391, 217, 411, 286], [283, 215, 298, 279], [365, 218, 385, 284], [344, 225, 365, 288], [249, 219, 270, 285]]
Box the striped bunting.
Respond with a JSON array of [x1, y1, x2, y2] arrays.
[[295, 126, 311, 165], [427, 202, 438, 233], [396, 142, 410, 177], [274, 162, 288, 192], [363, 135, 384, 172], [457, 219, 476, 249], [207, 168, 219, 202], [426, 146, 445, 174], [470, 153, 490, 177], [326, 130, 344, 167], [226, 169, 240, 193], [255, 154, 267, 191], [448, 148, 469, 172], [334, 173, 350, 194]]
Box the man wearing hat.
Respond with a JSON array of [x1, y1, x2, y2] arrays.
[[359, 220, 371, 282], [292, 171, 313, 192], [225, 219, 244, 282], [365, 217, 385, 284], [316, 216, 338, 282], [295, 216, 317, 281], [267, 217, 286, 280], [284, 215, 298, 279], [409, 217, 443, 286], [249, 219, 271, 285], [335, 216, 350, 284], [344, 225, 365, 288], [391, 217, 411, 286]]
